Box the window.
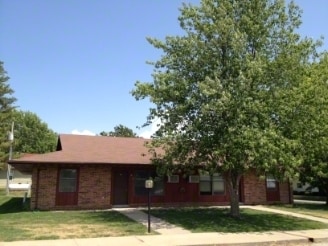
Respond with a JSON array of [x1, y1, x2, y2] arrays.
[[200, 173, 224, 195], [134, 170, 164, 196], [59, 169, 77, 192], [212, 174, 225, 193], [189, 175, 200, 183], [266, 176, 277, 189], [168, 175, 179, 183]]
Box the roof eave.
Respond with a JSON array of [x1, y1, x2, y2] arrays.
[[9, 160, 153, 165]]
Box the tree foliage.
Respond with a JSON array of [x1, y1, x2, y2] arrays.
[[132, 0, 321, 216], [0, 62, 57, 170], [0, 61, 16, 168], [100, 124, 137, 138], [293, 54, 328, 204], [12, 110, 58, 155]]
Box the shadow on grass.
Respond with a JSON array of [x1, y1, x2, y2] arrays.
[[149, 208, 328, 233], [291, 203, 328, 211], [0, 197, 30, 214]]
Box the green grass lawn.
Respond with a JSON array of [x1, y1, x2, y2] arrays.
[[267, 203, 328, 219], [0, 190, 147, 242], [148, 207, 328, 233], [2, 189, 327, 242]]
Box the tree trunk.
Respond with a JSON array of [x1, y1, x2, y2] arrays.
[[229, 186, 240, 217], [225, 171, 242, 218]]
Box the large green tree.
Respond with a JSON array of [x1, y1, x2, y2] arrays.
[[0, 61, 16, 168], [100, 124, 137, 137], [12, 110, 57, 155], [292, 54, 328, 204], [132, 0, 321, 217]]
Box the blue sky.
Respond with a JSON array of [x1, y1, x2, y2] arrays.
[[1, 1, 327, 138]]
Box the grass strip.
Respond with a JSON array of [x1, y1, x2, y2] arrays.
[[148, 207, 328, 232]]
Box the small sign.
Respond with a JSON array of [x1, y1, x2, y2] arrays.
[[145, 179, 154, 189]]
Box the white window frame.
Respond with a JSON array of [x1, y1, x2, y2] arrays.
[[266, 176, 277, 189]]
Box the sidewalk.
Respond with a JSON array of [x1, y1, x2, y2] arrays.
[[1, 229, 328, 246]]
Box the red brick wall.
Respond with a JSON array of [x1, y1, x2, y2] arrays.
[[31, 165, 112, 210], [279, 180, 292, 204], [30, 165, 57, 210], [243, 171, 267, 204], [78, 165, 111, 209], [242, 171, 292, 205]]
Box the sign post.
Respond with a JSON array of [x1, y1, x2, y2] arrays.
[[145, 178, 153, 233]]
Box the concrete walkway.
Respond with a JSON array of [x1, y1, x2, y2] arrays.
[[113, 207, 191, 234], [244, 205, 328, 224]]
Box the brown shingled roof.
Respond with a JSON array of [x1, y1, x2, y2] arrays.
[[9, 134, 154, 165]]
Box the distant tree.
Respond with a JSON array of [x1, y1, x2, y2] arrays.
[[100, 124, 137, 137], [0, 61, 16, 169], [99, 131, 108, 136], [132, 0, 321, 217], [12, 110, 58, 155]]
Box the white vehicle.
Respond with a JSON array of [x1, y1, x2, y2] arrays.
[[293, 181, 319, 194]]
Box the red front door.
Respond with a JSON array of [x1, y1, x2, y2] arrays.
[[56, 168, 79, 206], [266, 177, 280, 202], [113, 171, 129, 205]]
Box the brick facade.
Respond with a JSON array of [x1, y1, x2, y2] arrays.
[[31, 165, 112, 210], [243, 171, 267, 204], [242, 171, 292, 205], [279, 181, 292, 204], [30, 165, 57, 210], [78, 165, 111, 209], [30, 165, 291, 210]]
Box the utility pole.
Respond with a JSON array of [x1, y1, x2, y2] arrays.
[[6, 122, 14, 195]]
